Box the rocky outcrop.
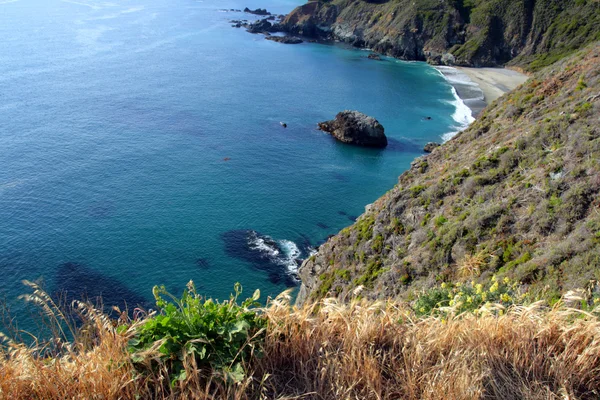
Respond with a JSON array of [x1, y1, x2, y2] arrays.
[[246, 19, 274, 34], [297, 43, 600, 305], [423, 142, 440, 153], [265, 36, 303, 44], [244, 7, 270, 16], [367, 53, 382, 61], [318, 111, 387, 148], [279, 0, 600, 71]]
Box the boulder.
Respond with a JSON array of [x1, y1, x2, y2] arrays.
[[318, 110, 387, 148], [367, 53, 382, 60], [243, 7, 270, 15], [246, 18, 273, 33], [423, 142, 440, 152], [265, 35, 303, 44]]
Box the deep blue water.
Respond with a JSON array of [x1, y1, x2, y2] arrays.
[[0, 0, 470, 316]]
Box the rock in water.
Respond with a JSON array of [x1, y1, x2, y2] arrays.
[[423, 142, 441, 152], [265, 36, 303, 44], [367, 53, 382, 60], [243, 7, 270, 16], [318, 110, 387, 148], [247, 19, 273, 34]]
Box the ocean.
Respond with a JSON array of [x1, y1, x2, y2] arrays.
[[0, 0, 473, 317]]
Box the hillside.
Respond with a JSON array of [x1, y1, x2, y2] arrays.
[[297, 42, 600, 305], [280, 0, 600, 71]]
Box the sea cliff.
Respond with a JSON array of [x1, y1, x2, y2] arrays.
[[297, 42, 600, 305], [280, 0, 600, 71]]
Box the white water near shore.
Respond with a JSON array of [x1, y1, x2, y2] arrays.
[[434, 66, 480, 141], [457, 67, 529, 104], [435, 65, 529, 141]]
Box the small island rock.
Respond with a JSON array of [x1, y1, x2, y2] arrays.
[[367, 53, 382, 60], [243, 7, 270, 15], [318, 110, 387, 148], [424, 142, 441, 152]]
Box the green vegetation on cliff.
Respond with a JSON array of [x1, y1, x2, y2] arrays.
[[298, 42, 600, 305], [282, 0, 600, 70]]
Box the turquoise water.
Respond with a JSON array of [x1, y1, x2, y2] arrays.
[[0, 0, 469, 314]]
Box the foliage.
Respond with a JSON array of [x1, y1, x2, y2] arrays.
[[413, 276, 523, 316], [129, 282, 266, 385]]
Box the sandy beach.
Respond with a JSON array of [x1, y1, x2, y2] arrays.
[[457, 67, 529, 104]]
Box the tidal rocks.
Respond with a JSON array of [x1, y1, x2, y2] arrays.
[[367, 53, 382, 60], [423, 142, 441, 152], [246, 18, 273, 34], [265, 35, 303, 44], [243, 7, 270, 16], [318, 110, 387, 148]]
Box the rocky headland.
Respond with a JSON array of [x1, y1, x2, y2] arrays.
[[277, 0, 600, 72]]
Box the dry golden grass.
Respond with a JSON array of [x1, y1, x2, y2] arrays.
[[457, 251, 488, 281], [1, 288, 600, 399]]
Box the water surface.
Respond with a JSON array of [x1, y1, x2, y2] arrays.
[[0, 0, 469, 315]]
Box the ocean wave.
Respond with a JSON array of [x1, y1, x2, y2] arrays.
[[247, 232, 303, 275], [248, 231, 281, 259], [434, 66, 479, 141], [278, 239, 302, 273], [223, 230, 309, 286]]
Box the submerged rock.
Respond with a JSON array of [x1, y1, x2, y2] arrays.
[[265, 35, 303, 44], [367, 53, 382, 60], [424, 142, 441, 152], [318, 110, 387, 148]]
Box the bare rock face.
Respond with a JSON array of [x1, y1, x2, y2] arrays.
[[318, 111, 387, 148]]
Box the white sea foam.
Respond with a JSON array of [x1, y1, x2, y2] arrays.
[[434, 66, 479, 141], [278, 239, 302, 273], [248, 233, 280, 258]]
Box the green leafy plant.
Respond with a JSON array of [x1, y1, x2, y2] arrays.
[[413, 277, 522, 316], [129, 282, 266, 385]]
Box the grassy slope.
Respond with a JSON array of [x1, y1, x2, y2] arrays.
[[300, 42, 600, 304]]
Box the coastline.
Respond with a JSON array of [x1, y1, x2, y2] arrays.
[[457, 67, 530, 105], [435, 66, 529, 119]]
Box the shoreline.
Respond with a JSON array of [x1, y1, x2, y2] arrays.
[[457, 67, 530, 105], [436, 66, 529, 118]]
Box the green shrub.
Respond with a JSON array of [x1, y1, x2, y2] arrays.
[[129, 282, 266, 385], [356, 215, 375, 242], [414, 277, 522, 316], [434, 215, 448, 227]]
